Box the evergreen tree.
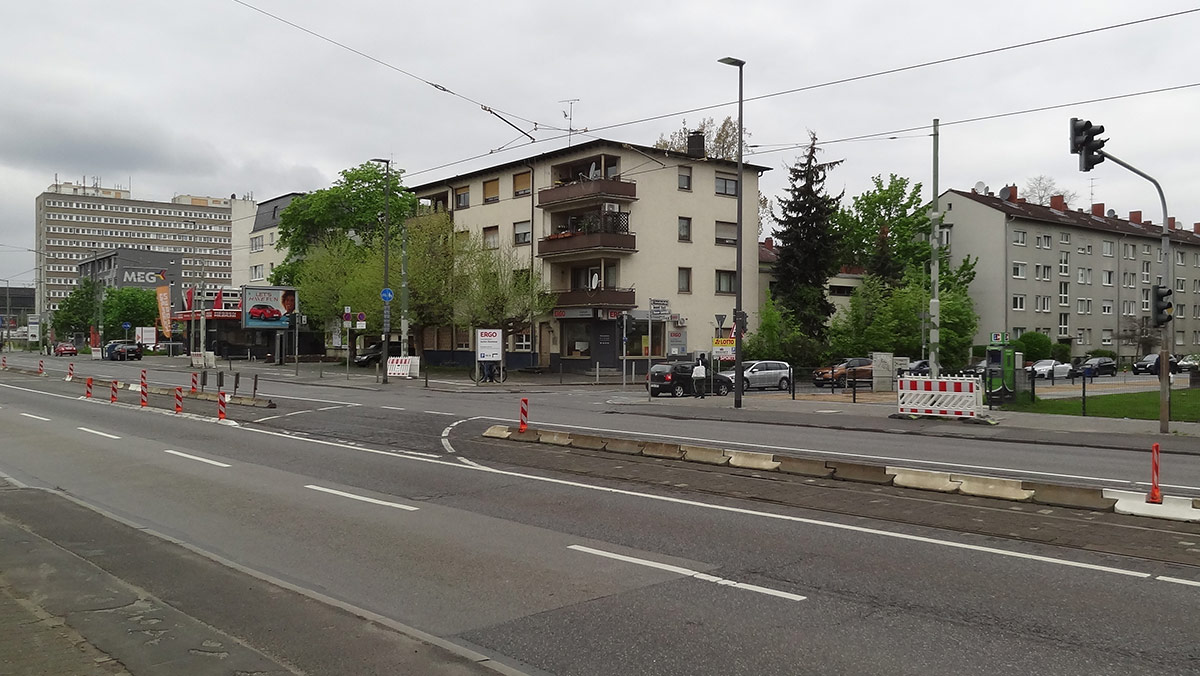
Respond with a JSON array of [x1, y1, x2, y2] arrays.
[[772, 133, 843, 342]]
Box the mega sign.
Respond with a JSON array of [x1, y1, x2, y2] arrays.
[[122, 268, 167, 285]]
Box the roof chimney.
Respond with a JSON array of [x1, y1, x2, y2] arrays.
[[1169, 217, 1177, 230], [1193, 223, 1200, 234], [1050, 194, 1066, 211], [1129, 210, 1143, 224], [686, 131, 705, 159], [1091, 203, 1105, 217], [763, 237, 774, 250]]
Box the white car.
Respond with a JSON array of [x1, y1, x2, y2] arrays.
[[1027, 359, 1075, 379]]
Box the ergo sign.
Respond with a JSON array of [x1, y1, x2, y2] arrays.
[[476, 328, 503, 361]]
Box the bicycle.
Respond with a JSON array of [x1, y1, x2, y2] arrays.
[[471, 363, 508, 383]]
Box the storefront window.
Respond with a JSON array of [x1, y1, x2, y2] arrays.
[[620, 319, 663, 357], [561, 321, 591, 358]]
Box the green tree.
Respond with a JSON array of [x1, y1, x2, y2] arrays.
[[52, 278, 102, 339], [834, 174, 926, 279], [1013, 331, 1052, 362], [827, 276, 897, 358], [453, 237, 556, 335], [101, 287, 158, 341], [1050, 342, 1072, 363], [743, 291, 823, 366], [771, 133, 844, 342]]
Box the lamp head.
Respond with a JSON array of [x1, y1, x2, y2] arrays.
[[718, 56, 745, 67]]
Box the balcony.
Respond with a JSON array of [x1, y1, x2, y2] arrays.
[[537, 177, 636, 209], [538, 212, 636, 258], [553, 286, 636, 308]]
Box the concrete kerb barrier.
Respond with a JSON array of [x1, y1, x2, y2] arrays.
[[537, 429, 573, 446], [1023, 482, 1117, 510], [642, 442, 685, 460], [681, 445, 730, 466], [508, 428, 541, 443], [952, 474, 1034, 501], [569, 434, 608, 451], [827, 461, 896, 485], [605, 438, 646, 455], [482, 425, 512, 439], [726, 450, 781, 471], [1103, 489, 1200, 522], [775, 456, 834, 478], [889, 467, 961, 493]]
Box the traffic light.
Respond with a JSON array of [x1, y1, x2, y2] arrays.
[[1069, 117, 1106, 172], [733, 309, 748, 337], [1153, 285, 1174, 327]]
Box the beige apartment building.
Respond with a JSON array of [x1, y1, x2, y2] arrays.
[[34, 181, 254, 317], [941, 185, 1200, 364], [409, 138, 767, 370], [232, 192, 301, 289]]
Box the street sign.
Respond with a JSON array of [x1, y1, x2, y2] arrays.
[[343, 312, 351, 321], [344, 306, 351, 314], [712, 337, 735, 359], [381, 288, 394, 302], [649, 297, 670, 319], [122, 321, 131, 330], [355, 321, 366, 330], [476, 328, 503, 361], [357, 312, 366, 322], [990, 331, 1009, 344], [715, 314, 727, 328]]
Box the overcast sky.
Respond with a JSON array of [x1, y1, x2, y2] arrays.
[[3, 1, 1199, 285]]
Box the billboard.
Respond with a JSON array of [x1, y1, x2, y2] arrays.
[[242, 286, 296, 329]]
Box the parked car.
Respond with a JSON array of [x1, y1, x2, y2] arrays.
[[812, 357, 873, 388], [354, 342, 404, 367], [53, 342, 77, 356], [1026, 359, 1074, 379], [1079, 356, 1117, 377], [249, 304, 282, 321], [718, 360, 791, 391], [647, 362, 734, 398], [962, 359, 988, 376], [1132, 353, 1179, 375], [1178, 354, 1200, 372], [898, 359, 930, 376], [105, 340, 142, 361]]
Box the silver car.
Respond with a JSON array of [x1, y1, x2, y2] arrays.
[[720, 360, 792, 391]]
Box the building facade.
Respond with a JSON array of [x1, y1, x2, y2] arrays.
[[409, 138, 767, 370], [233, 192, 300, 289], [34, 181, 250, 317], [941, 186, 1200, 363]]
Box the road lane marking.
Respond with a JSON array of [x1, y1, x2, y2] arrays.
[[258, 393, 361, 406], [568, 544, 806, 602], [1158, 576, 1200, 587], [19, 413, 51, 421], [381, 405, 406, 411], [78, 427, 120, 439], [458, 457, 485, 468], [164, 450, 231, 468], [424, 410, 457, 416], [304, 484, 419, 511], [253, 414, 283, 422], [398, 450, 443, 459], [284, 410, 314, 417]]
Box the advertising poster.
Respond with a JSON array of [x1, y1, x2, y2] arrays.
[[242, 286, 296, 329], [156, 286, 173, 337], [476, 328, 502, 361]]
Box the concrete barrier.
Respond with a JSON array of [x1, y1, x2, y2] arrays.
[[482, 425, 512, 439], [681, 445, 730, 466], [776, 456, 834, 478], [1023, 482, 1116, 510], [726, 450, 781, 471], [537, 430, 573, 446], [605, 438, 646, 455], [642, 442, 685, 460], [508, 428, 541, 443], [827, 461, 895, 485], [890, 468, 961, 492], [953, 475, 1034, 501], [569, 434, 608, 451], [1103, 489, 1200, 522]]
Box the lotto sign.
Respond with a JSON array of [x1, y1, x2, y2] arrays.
[[712, 337, 735, 358], [476, 328, 503, 361]]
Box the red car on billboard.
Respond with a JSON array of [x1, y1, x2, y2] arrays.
[[249, 304, 282, 321]]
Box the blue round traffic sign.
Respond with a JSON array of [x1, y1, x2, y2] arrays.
[[122, 322, 131, 329], [381, 287, 394, 302]]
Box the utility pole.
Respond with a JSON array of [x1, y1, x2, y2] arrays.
[[929, 118, 941, 379], [372, 158, 392, 384], [718, 55, 746, 408]]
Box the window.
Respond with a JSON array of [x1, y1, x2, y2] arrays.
[[1059, 313, 1070, 337], [514, 332, 531, 351], [1102, 299, 1113, 315], [250, 235, 263, 253], [715, 270, 736, 294], [456, 329, 471, 350], [1012, 230, 1026, 246], [1142, 288, 1151, 311], [1178, 251, 1186, 265], [1142, 261, 1151, 283], [1177, 277, 1187, 293], [454, 186, 470, 209], [1077, 268, 1092, 285], [269, 231, 275, 245], [715, 173, 738, 196], [1059, 251, 1069, 275], [482, 179, 499, 204], [1194, 253, 1200, 268], [1158, 247, 1164, 263], [1103, 240, 1114, 257], [249, 264, 264, 281], [678, 267, 692, 293], [678, 167, 692, 191], [1076, 298, 1092, 314], [1012, 294, 1026, 311], [1012, 327, 1026, 339], [678, 217, 692, 242], [483, 226, 499, 249], [1035, 264, 1051, 281], [1035, 295, 1050, 313], [513, 220, 531, 245], [1059, 281, 1069, 306], [1143, 243, 1152, 255], [512, 171, 531, 197], [1012, 262, 1026, 279], [1177, 331, 1186, 347], [1102, 329, 1113, 345], [1060, 232, 1071, 244], [1194, 279, 1200, 294], [1123, 300, 1135, 316], [1124, 243, 1136, 259], [715, 221, 737, 246], [1102, 270, 1114, 286], [1178, 304, 1187, 318]]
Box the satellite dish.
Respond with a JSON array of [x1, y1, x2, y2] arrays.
[[588, 162, 599, 179], [1106, 209, 1116, 218], [590, 273, 600, 290], [973, 181, 986, 194], [998, 186, 1013, 201]]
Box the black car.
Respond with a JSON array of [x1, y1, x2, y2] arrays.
[[1132, 354, 1179, 375], [354, 342, 404, 367], [647, 362, 734, 397], [106, 342, 143, 361], [898, 359, 930, 376], [1079, 356, 1117, 377]]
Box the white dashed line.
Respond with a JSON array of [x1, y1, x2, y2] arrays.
[[19, 413, 51, 421], [77, 427, 120, 439], [164, 450, 231, 468], [285, 410, 313, 417], [381, 406, 406, 411], [253, 415, 283, 422], [304, 484, 419, 511], [1158, 576, 1200, 587], [424, 411, 457, 416]]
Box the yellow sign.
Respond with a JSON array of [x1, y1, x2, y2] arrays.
[[712, 337, 735, 358]]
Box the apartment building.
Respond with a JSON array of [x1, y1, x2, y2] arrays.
[[941, 185, 1200, 363], [409, 137, 767, 370], [34, 181, 255, 317], [233, 192, 301, 289]]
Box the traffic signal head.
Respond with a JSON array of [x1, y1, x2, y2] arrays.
[[1069, 117, 1106, 172], [1153, 285, 1174, 327]]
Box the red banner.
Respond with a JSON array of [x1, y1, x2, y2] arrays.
[[156, 286, 173, 338]]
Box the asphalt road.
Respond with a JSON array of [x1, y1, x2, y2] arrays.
[[2, 361, 1200, 674]]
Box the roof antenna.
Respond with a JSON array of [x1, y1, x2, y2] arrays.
[[560, 98, 581, 146]]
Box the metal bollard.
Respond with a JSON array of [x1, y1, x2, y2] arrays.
[[200, 370, 208, 393], [252, 374, 258, 399], [233, 372, 240, 396], [217, 371, 225, 389]]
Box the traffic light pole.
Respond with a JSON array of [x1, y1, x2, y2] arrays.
[[1099, 150, 1171, 433]]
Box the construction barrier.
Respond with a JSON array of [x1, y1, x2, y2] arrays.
[[386, 356, 421, 378], [38, 360, 44, 375], [175, 387, 183, 414], [1, 357, 6, 369], [519, 397, 528, 433], [1148, 443, 1162, 504], [110, 380, 118, 404], [85, 377, 93, 399], [66, 363, 74, 381], [218, 391, 226, 421], [140, 370, 148, 408], [191, 372, 198, 394], [897, 376, 982, 419]]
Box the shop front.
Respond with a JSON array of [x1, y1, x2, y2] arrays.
[[552, 308, 687, 372]]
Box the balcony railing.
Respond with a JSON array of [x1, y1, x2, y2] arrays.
[[553, 287, 636, 308], [537, 177, 636, 208], [538, 212, 635, 257]]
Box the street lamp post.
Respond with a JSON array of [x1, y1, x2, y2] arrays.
[[719, 56, 746, 409], [371, 158, 393, 384]]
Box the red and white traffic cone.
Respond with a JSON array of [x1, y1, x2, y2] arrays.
[[140, 370, 148, 408], [66, 363, 74, 381], [218, 391, 226, 421], [519, 397, 528, 433], [110, 380, 118, 404], [175, 387, 183, 414], [38, 360, 44, 375], [85, 377, 93, 399], [191, 372, 198, 394], [1147, 442, 1163, 504]]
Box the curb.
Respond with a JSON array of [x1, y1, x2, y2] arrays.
[[483, 426, 1200, 523]]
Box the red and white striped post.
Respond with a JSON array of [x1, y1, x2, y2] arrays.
[[110, 380, 118, 403], [1147, 442, 1163, 504], [140, 369, 148, 408], [190, 372, 198, 394], [1, 356, 6, 369], [85, 377, 93, 399], [174, 387, 183, 414], [518, 397, 528, 433], [67, 363, 74, 380], [38, 360, 44, 375], [218, 391, 227, 421]]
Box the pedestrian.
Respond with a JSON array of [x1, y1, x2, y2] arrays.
[[692, 356, 707, 398]]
